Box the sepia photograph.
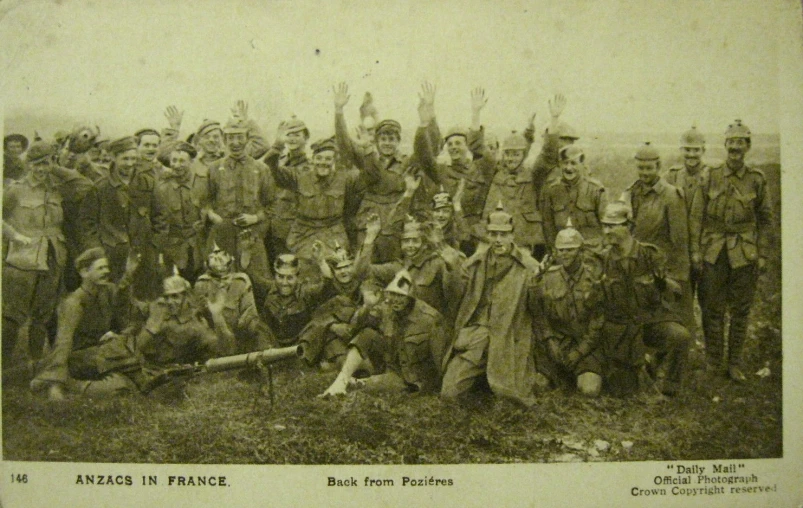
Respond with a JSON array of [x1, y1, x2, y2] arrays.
[[1, 0, 801, 506]]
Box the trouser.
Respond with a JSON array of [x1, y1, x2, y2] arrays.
[[2, 258, 63, 368], [642, 322, 690, 394], [210, 221, 271, 307], [441, 325, 489, 398], [698, 248, 758, 368]]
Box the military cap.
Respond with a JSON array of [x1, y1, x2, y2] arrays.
[[222, 118, 249, 135], [600, 201, 633, 225], [402, 216, 423, 239], [375, 119, 402, 137], [284, 116, 309, 136], [559, 145, 585, 162], [311, 136, 337, 155], [157, 141, 197, 166], [25, 140, 56, 163], [554, 218, 584, 249], [634, 141, 660, 161], [680, 125, 705, 148], [274, 253, 300, 274], [4, 133, 29, 151], [502, 131, 528, 151], [196, 119, 222, 139], [431, 186, 453, 210], [134, 128, 160, 142], [75, 247, 107, 272], [68, 125, 100, 154], [444, 126, 468, 142], [724, 119, 751, 140], [163, 266, 191, 295], [554, 122, 579, 140], [329, 242, 354, 268], [486, 200, 514, 232], [385, 269, 414, 297], [108, 136, 139, 156]]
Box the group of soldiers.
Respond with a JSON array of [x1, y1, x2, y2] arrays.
[[2, 84, 772, 406]]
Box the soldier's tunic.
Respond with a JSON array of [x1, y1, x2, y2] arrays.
[[598, 240, 689, 396], [264, 148, 308, 257], [32, 275, 132, 386], [194, 271, 266, 353], [385, 193, 470, 256], [441, 244, 541, 405], [349, 299, 445, 393], [78, 170, 140, 282], [130, 159, 163, 253], [2, 168, 92, 363], [152, 170, 209, 281], [208, 154, 275, 296], [535, 262, 605, 385], [265, 151, 361, 262], [542, 176, 607, 251], [690, 161, 772, 368], [335, 113, 433, 261], [665, 163, 709, 215]]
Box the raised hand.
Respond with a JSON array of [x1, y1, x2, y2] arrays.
[[403, 172, 421, 195], [420, 81, 436, 107], [231, 100, 249, 121], [333, 82, 350, 110], [549, 94, 567, 119], [365, 213, 381, 240], [471, 87, 488, 113], [164, 105, 184, 130], [453, 178, 466, 208], [275, 121, 289, 145]]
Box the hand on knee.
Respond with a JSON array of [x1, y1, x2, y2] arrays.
[[577, 372, 602, 397]]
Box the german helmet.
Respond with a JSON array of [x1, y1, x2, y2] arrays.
[[385, 269, 414, 296], [431, 186, 453, 210], [634, 141, 660, 161], [724, 119, 751, 140], [329, 242, 354, 268], [501, 131, 528, 151], [600, 201, 633, 225], [163, 266, 191, 295], [486, 200, 514, 232], [680, 125, 705, 148], [402, 215, 423, 239], [554, 218, 584, 249]]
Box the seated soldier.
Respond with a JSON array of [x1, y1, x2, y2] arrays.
[[534, 220, 605, 397], [319, 270, 446, 397], [30, 248, 137, 401], [39, 268, 235, 398], [194, 244, 268, 354]]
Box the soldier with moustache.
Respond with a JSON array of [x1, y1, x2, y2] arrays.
[[320, 269, 446, 396], [542, 146, 607, 253], [2, 139, 93, 377], [690, 119, 772, 382]]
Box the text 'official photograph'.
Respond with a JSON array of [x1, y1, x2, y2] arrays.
[[1, 0, 783, 469]]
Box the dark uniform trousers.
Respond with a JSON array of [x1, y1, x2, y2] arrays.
[[698, 248, 758, 368]]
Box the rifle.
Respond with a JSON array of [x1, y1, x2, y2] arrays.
[[141, 345, 302, 395]]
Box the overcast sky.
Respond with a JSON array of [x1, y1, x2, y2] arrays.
[[0, 0, 782, 141]]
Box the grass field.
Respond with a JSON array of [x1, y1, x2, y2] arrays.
[[1, 148, 782, 464]]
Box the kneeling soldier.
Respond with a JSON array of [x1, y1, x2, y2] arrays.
[[319, 270, 446, 396], [535, 220, 604, 397]]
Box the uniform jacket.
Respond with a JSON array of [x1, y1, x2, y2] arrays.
[[208, 155, 275, 222], [152, 171, 209, 269], [3, 167, 92, 271], [689, 161, 772, 269], [623, 177, 690, 281], [542, 176, 607, 249], [79, 171, 138, 251], [194, 271, 262, 341], [665, 163, 709, 215], [264, 148, 308, 239]]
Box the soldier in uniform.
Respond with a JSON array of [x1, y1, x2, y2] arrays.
[[542, 146, 607, 253], [441, 202, 543, 406], [333, 82, 438, 261], [29, 248, 136, 400], [691, 119, 772, 382], [622, 142, 693, 333], [4, 133, 29, 159], [358, 212, 462, 321], [152, 141, 209, 282], [597, 202, 690, 397], [264, 116, 309, 265], [79, 136, 143, 282], [265, 133, 361, 269], [535, 220, 605, 397], [320, 269, 446, 396], [207, 117, 275, 305], [4, 134, 29, 182], [530, 94, 575, 193], [2, 139, 93, 376], [194, 244, 268, 354]]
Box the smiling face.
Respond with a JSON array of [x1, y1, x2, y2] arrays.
[[225, 132, 248, 157], [602, 223, 631, 251], [681, 146, 704, 168], [114, 149, 140, 181], [446, 135, 468, 162], [333, 263, 355, 284], [6, 140, 25, 157], [81, 257, 111, 285], [636, 159, 661, 186], [207, 250, 233, 277], [385, 292, 410, 313], [285, 130, 308, 152], [561, 156, 583, 182], [313, 150, 336, 178], [487, 229, 514, 256], [556, 246, 581, 269], [432, 206, 453, 229], [169, 150, 192, 179], [401, 236, 424, 259], [502, 149, 525, 173], [725, 137, 750, 165], [376, 132, 400, 157], [275, 268, 299, 296], [138, 134, 160, 162], [199, 128, 223, 155]]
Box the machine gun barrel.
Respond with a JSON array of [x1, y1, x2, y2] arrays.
[[202, 345, 302, 374]]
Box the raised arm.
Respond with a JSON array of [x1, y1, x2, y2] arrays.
[[333, 82, 365, 171], [263, 122, 299, 191]]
